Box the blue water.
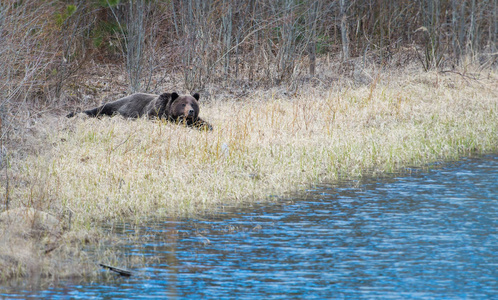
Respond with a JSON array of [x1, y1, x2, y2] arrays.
[[2, 155, 498, 299]]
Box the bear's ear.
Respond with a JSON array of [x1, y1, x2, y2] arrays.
[[192, 93, 200, 101], [171, 92, 179, 101]]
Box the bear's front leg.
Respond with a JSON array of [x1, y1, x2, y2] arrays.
[[192, 118, 213, 131]]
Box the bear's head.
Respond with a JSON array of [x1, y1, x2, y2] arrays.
[[169, 92, 200, 122]]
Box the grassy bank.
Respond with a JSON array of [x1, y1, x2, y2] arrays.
[[4, 69, 498, 221], [1, 68, 497, 281], [6, 70, 498, 222]]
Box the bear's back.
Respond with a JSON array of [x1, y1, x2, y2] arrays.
[[115, 93, 158, 118]]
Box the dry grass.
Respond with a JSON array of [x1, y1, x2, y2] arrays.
[[7, 69, 498, 221], [1, 68, 497, 281]]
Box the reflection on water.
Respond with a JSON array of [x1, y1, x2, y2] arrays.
[[3, 155, 498, 299]]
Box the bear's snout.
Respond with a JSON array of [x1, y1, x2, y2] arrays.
[[187, 109, 195, 117]]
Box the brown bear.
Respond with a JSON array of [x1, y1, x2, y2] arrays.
[[67, 92, 212, 130]]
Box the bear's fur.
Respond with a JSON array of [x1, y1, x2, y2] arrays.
[[67, 92, 212, 130]]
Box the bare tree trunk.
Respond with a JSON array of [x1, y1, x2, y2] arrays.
[[494, 0, 498, 52], [307, 0, 320, 76], [452, 0, 460, 59], [183, 0, 198, 91], [108, 0, 148, 92], [467, 0, 477, 55], [171, 0, 180, 36], [222, 0, 233, 82], [340, 0, 349, 61], [125, 0, 146, 93], [458, 0, 467, 58], [276, 0, 298, 82]]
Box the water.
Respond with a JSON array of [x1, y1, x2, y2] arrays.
[[2, 155, 497, 299]]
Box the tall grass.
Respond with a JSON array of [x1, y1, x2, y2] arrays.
[[3, 70, 497, 229]]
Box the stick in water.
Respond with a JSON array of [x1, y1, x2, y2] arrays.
[[99, 263, 133, 277]]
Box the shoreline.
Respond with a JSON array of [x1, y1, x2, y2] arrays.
[[1, 69, 497, 282]]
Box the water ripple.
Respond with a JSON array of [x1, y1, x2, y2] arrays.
[[2, 155, 497, 299]]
